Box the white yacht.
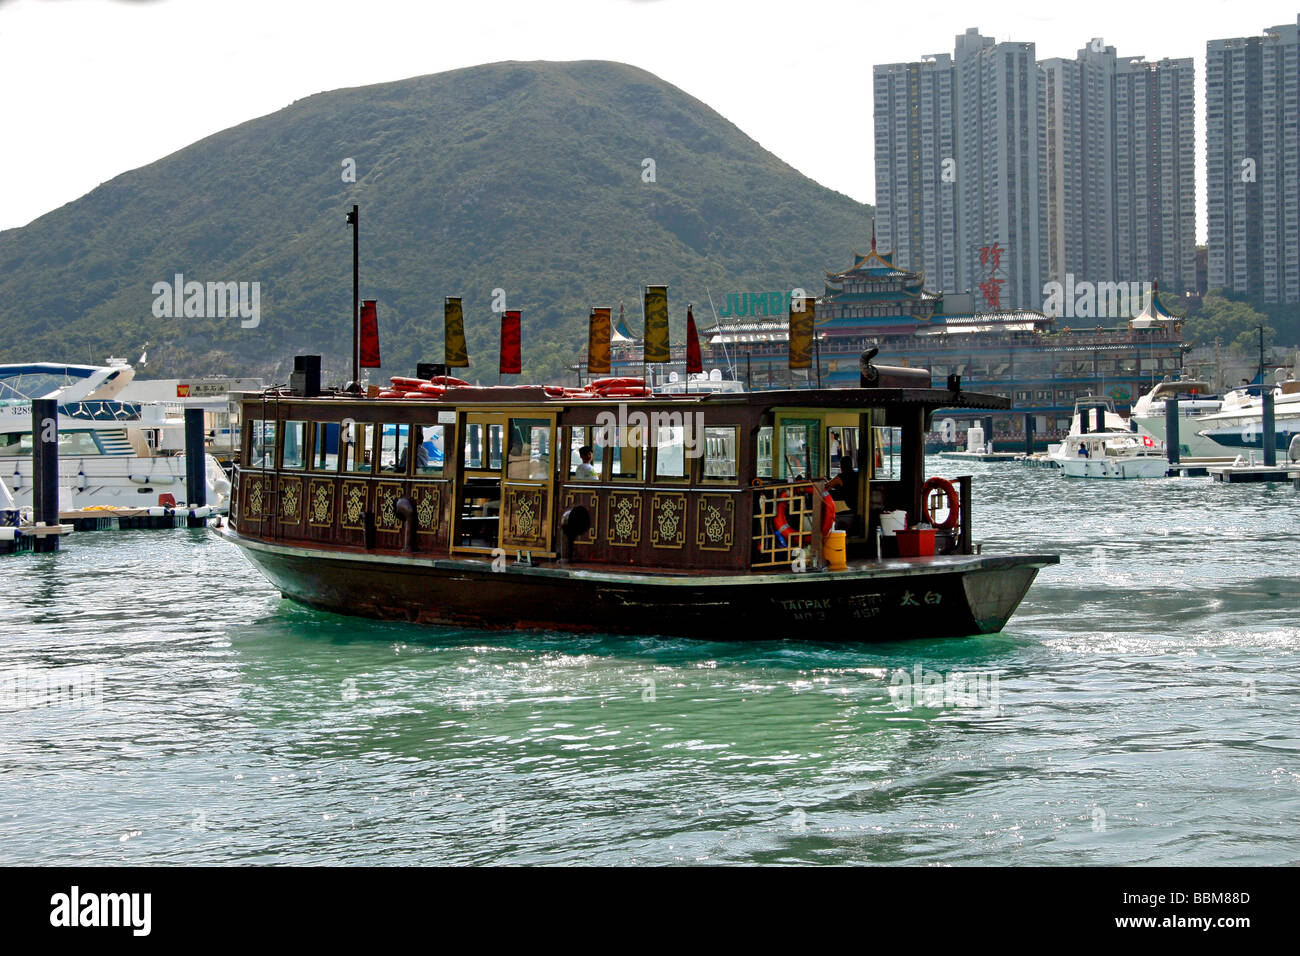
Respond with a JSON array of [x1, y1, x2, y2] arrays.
[[0, 361, 231, 513], [1048, 397, 1167, 479], [1187, 372, 1300, 456], [1131, 379, 1226, 459], [655, 369, 746, 395]]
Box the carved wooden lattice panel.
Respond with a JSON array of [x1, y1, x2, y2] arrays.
[[243, 475, 266, 519], [307, 479, 335, 527], [412, 484, 442, 535], [696, 494, 736, 551], [650, 492, 687, 549], [606, 492, 642, 548], [341, 481, 368, 530], [502, 486, 548, 549], [279, 477, 303, 523], [375, 482, 403, 532]]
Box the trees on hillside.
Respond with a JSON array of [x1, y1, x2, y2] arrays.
[[1184, 293, 1274, 357]]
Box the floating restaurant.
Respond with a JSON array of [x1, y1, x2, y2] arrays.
[[604, 239, 1187, 446]]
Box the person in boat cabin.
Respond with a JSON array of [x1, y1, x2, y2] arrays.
[[1078, 442, 1088, 458], [394, 427, 430, 473], [828, 454, 857, 504], [574, 445, 598, 480]]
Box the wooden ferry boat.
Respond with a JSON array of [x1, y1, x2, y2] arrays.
[[219, 354, 1057, 641]]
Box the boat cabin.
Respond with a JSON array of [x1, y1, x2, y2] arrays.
[[230, 361, 1010, 573]]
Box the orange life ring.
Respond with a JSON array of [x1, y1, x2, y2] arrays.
[[428, 375, 470, 388], [389, 377, 427, 388], [773, 490, 795, 548], [820, 487, 836, 536], [920, 476, 960, 531], [588, 377, 647, 392], [416, 383, 447, 395], [600, 386, 652, 397]]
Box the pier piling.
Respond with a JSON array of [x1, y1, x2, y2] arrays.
[[1262, 391, 1277, 467], [184, 408, 207, 527], [1165, 397, 1180, 465], [31, 398, 59, 552], [1023, 413, 1034, 456]]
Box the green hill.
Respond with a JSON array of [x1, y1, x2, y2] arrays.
[[0, 60, 873, 384]]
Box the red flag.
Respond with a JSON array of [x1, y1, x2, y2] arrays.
[[685, 305, 702, 375], [499, 310, 521, 375], [359, 299, 380, 368]]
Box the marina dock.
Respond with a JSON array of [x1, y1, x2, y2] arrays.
[[936, 450, 1023, 463], [0, 522, 74, 554], [58, 506, 219, 531], [1208, 463, 1300, 483]]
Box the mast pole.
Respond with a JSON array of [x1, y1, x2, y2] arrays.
[[348, 204, 359, 386], [1258, 323, 1266, 385]]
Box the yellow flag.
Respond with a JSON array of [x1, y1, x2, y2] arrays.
[[588, 307, 612, 375], [444, 297, 468, 368], [789, 293, 813, 370], [643, 285, 669, 364]]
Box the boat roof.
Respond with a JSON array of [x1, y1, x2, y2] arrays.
[[239, 385, 1012, 412], [0, 362, 133, 402]]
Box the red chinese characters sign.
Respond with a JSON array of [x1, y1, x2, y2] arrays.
[[978, 242, 1005, 310]]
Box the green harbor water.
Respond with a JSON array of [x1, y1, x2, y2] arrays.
[[2, 460, 1298, 865]]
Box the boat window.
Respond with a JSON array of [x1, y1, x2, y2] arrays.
[[654, 425, 688, 481], [873, 426, 901, 480], [756, 426, 773, 478], [567, 426, 604, 480], [701, 426, 738, 484], [507, 418, 550, 480], [779, 421, 819, 479], [9, 429, 104, 457], [463, 423, 504, 471], [380, 423, 412, 473], [830, 426, 859, 471], [312, 422, 341, 472], [247, 420, 276, 469], [610, 425, 642, 481], [282, 420, 308, 470], [463, 422, 483, 469], [343, 422, 375, 473], [412, 424, 445, 476]]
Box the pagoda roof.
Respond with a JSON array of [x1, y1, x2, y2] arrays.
[[1130, 281, 1185, 326], [824, 238, 923, 283]]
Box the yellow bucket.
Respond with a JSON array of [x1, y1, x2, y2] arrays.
[[822, 530, 847, 571]]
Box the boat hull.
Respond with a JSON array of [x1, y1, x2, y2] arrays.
[[221, 528, 1056, 641], [1133, 415, 1231, 459], [3, 453, 230, 512], [1058, 456, 1168, 479]]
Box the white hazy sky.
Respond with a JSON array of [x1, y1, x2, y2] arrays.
[[2, 0, 1297, 239]]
